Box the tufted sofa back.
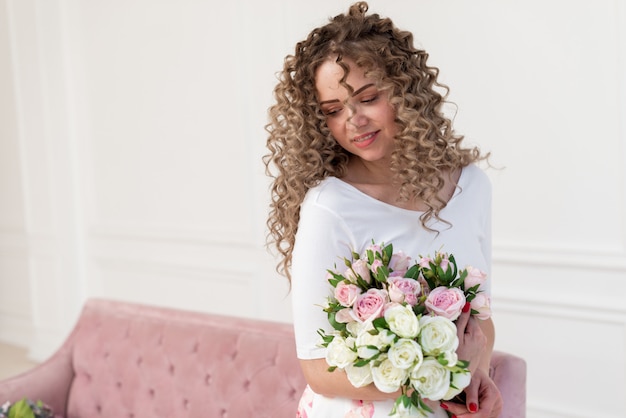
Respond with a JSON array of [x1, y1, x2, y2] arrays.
[[0, 299, 526, 417], [1, 299, 306, 418]]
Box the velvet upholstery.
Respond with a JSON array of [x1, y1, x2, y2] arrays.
[[0, 298, 526, 417]]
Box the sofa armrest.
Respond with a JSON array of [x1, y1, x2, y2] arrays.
[[0, 344, 75, 417], [490, 350, 527, 418]]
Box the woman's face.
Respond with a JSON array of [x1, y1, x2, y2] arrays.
[[315, 58, 397, 163]]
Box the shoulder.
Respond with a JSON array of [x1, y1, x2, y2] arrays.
[[301, 177, 358, 213], [459, 164, 492, 196]]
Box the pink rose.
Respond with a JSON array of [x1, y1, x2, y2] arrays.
[[364, 244, 382, 257], [346, 259, 371, 284], [335, 308, 354, 323], [470, 293, 492, 320], [370, 259, 384, 274], [353, 288, 388, 322], [334, 282, 362, 307], [418, 276, 431, 297], [389, 251, 411, 276], [438, 253, 451, 273], [425, 287, 466, 321], [387, 277, 421, 306], [418, 256, 432, 269], [464, 266, 487, 290]]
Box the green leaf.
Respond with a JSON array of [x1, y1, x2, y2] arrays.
[[413, 305, 426, 316], [327, 270, 346, 285], [405, 264, 420, 279], [356, 275, 371, 291], [417, 395, 434, 413], [8, 399, 35, 418], [382, 243, 393, 264], [437, 353, 449, 366], [375, 266, 389, 283], [372, 316, 389, 330], [328, 312, 347, 332]]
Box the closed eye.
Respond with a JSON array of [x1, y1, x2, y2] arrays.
[[323, 107, 343, 117], [361, 94, 379, 103]]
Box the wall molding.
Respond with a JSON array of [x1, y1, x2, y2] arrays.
[[493, 242, 626, 271], [88, 223, 257, 248], [495, 295, 626, 323], [91, 256, 253, 285], [528, 400, 619, 418]]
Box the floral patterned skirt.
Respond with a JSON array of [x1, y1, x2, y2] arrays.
[[296, 386, 448, 418]]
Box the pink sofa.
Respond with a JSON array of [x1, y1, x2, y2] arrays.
[[0, 298, 526, 417]]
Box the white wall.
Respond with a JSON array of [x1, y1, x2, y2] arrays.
[[1, 1, 624, 417]]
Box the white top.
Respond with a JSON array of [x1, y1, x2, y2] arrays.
[[291, 164, 492, 360]]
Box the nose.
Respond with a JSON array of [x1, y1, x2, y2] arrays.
[[346, 104, 367, 128]]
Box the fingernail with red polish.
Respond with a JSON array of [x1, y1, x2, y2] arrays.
[[469, 402, 478, 413], [440, 402, 448, 410], [463, 302, 471, 313]]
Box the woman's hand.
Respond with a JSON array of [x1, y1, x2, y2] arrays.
[[455, 303, 488, 373], [440, 368, 503, 418]]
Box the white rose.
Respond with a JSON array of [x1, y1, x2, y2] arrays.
[[355, 329, 394, 359], [410, 358, 450, 400], [387, 338, 423, 370], [345, 363, 374, 388], [385, 303, 420, 338], [389, 401, 420, 418], [443, 370, 471, 400], [441, 350, 458, 367], [418, 315, 459, 357], [325, 336, 357, 369], [347, 319, 369, 336], [371, 355, 409, 393]]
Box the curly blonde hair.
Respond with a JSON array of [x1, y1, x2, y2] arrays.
[[264, 2, 487, 281]]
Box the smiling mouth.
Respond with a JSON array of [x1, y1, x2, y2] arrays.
[[353, 131, 379, 143]]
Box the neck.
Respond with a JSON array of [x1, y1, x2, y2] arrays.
[[346, 156, 395, 185]]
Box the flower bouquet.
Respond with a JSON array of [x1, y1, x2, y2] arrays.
[[0, 399, 54, 418], [319, 241, 491, 417]]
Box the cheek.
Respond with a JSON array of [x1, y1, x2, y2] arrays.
[[325, 120, 350, 145], [325, 118, 343, 135]]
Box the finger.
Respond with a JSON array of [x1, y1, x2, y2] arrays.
[[473, 380, 500, 417], [439, 400, 469, 416], [456, 306, 471, 337], [463, 376, 480, 414]]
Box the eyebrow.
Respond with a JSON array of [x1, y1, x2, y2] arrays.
[[319, 83, 376, 105]]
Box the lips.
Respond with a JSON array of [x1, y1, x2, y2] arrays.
[[352, 131, 379, 148]]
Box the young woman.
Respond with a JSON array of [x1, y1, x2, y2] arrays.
[[265, 3, 502, 417]]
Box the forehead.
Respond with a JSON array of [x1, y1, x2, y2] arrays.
[[314, 58, 373, 99]]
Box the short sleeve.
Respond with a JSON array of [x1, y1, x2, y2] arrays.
[[290, 189, 354, 360]]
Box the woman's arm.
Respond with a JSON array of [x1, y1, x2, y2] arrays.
[[299, 358, 399, 401]]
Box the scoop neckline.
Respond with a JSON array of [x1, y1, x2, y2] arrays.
[[327, 166, 467, 214]]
